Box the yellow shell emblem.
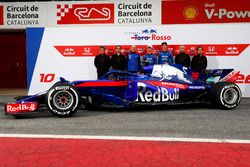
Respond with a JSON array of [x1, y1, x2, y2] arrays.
[[183, 6, 199, 20]]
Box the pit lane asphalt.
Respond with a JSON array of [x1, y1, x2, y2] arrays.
[[0, 96, 250, 140]]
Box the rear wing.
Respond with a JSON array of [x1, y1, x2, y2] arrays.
[[199, 69, 239, 83]]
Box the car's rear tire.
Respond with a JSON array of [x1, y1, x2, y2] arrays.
[[46, 82, 80, 117], [209, 82, 241, 109]]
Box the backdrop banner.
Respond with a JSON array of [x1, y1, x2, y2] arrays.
[[27, 24, 250, 96], [48, 0, 161, 26], [162, 0, 250, 24], [0, 0, 161, 29], [0, 2, 48, 29]]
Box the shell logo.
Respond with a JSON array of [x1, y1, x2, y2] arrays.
[[183, 6, 199, 20]]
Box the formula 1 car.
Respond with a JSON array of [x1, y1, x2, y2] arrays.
[[5, 64, 241, 117]]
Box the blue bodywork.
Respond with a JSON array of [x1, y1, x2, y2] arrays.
[[14, 64, 234, 109]]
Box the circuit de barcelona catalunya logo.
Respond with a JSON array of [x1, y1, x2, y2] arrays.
[[137, 82, 179, 102], [0, 5, 3, 25], [131, 28, 171, 41], [57, 3, 114, 24]]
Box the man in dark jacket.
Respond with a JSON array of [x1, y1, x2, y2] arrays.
[[175, 45, 191, 68], [191, 46, 207, 72], [127, 45, 141, 73], [111, 45, 127, 71], [94, 46, 111, 79]]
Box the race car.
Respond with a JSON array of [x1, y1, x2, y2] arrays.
[[5, 64, 241, 117]]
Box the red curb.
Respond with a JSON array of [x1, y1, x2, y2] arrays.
[[0, 137, 250, 167]]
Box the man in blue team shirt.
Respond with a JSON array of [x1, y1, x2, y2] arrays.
[[158, 42, 174, 64], [127, 45, 141, 73], [143, 45, 157, 66]]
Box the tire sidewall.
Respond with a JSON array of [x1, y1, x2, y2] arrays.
[[218, 83, 241, 109], [47, 83, 80, 117]]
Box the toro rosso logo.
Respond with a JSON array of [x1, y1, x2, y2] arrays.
[[131, 34, 171, 41], [131, 28, 171, 41], [142, 28, 157, 34], [137, 82, 179, 102]]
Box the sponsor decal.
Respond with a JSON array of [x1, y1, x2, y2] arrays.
[[234, 72, 250, 84], [5, 4, 41, 26], [175, 44, 249, 56], [116, 2, 154, 24], [54, 46, 90, 57], [55, 86, 70, 90], [82, 47, 92, 56], [0, 5, 3, 25], [220, 71, 240, 83], [55, 45, 145, 57], [183, 6, 199, 20], [54, 44, 249, 57], [145, 81, 188, 89], [57, 3, 114, 24], [63, 48, 75, 56], [225, 46, 239, 55], [130, 28, 171, 41], [74, 7, 111, 21], [40, 73, 55, 83], [151, 65, 192, 83], [221, 71, 250, 84], [6, 103, 38, 113], [162, 0, 250, 24], [205, 46, 218, 55], [204, 3, 250, 20], [137, 82, 179, 102], [188, 86, 206, 90]]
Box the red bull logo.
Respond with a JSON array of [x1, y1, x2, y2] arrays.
[[137, 82, 179, 102], [6, 103, 38, 113]]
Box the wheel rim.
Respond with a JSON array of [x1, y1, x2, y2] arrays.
[[53, 91, 73, 110], [223, 88, 238, 105]]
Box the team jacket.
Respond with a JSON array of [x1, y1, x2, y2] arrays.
[[111, 53, 127, 71], [127, 52, 141, 72], [191, 54, 207, 72], [94, 54, 111, 74], [158, 51, 174, 64], [143, 54, 157, 66], [175, 52, 191, 68]]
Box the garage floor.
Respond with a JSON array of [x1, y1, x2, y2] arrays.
[[0, 89, 27, 96]]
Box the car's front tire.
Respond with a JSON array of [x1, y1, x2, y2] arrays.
[[209, 82, 241, 109], [46, 83, 80, 117]]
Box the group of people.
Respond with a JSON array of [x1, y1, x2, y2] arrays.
[[94, 42, 207, 79]]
